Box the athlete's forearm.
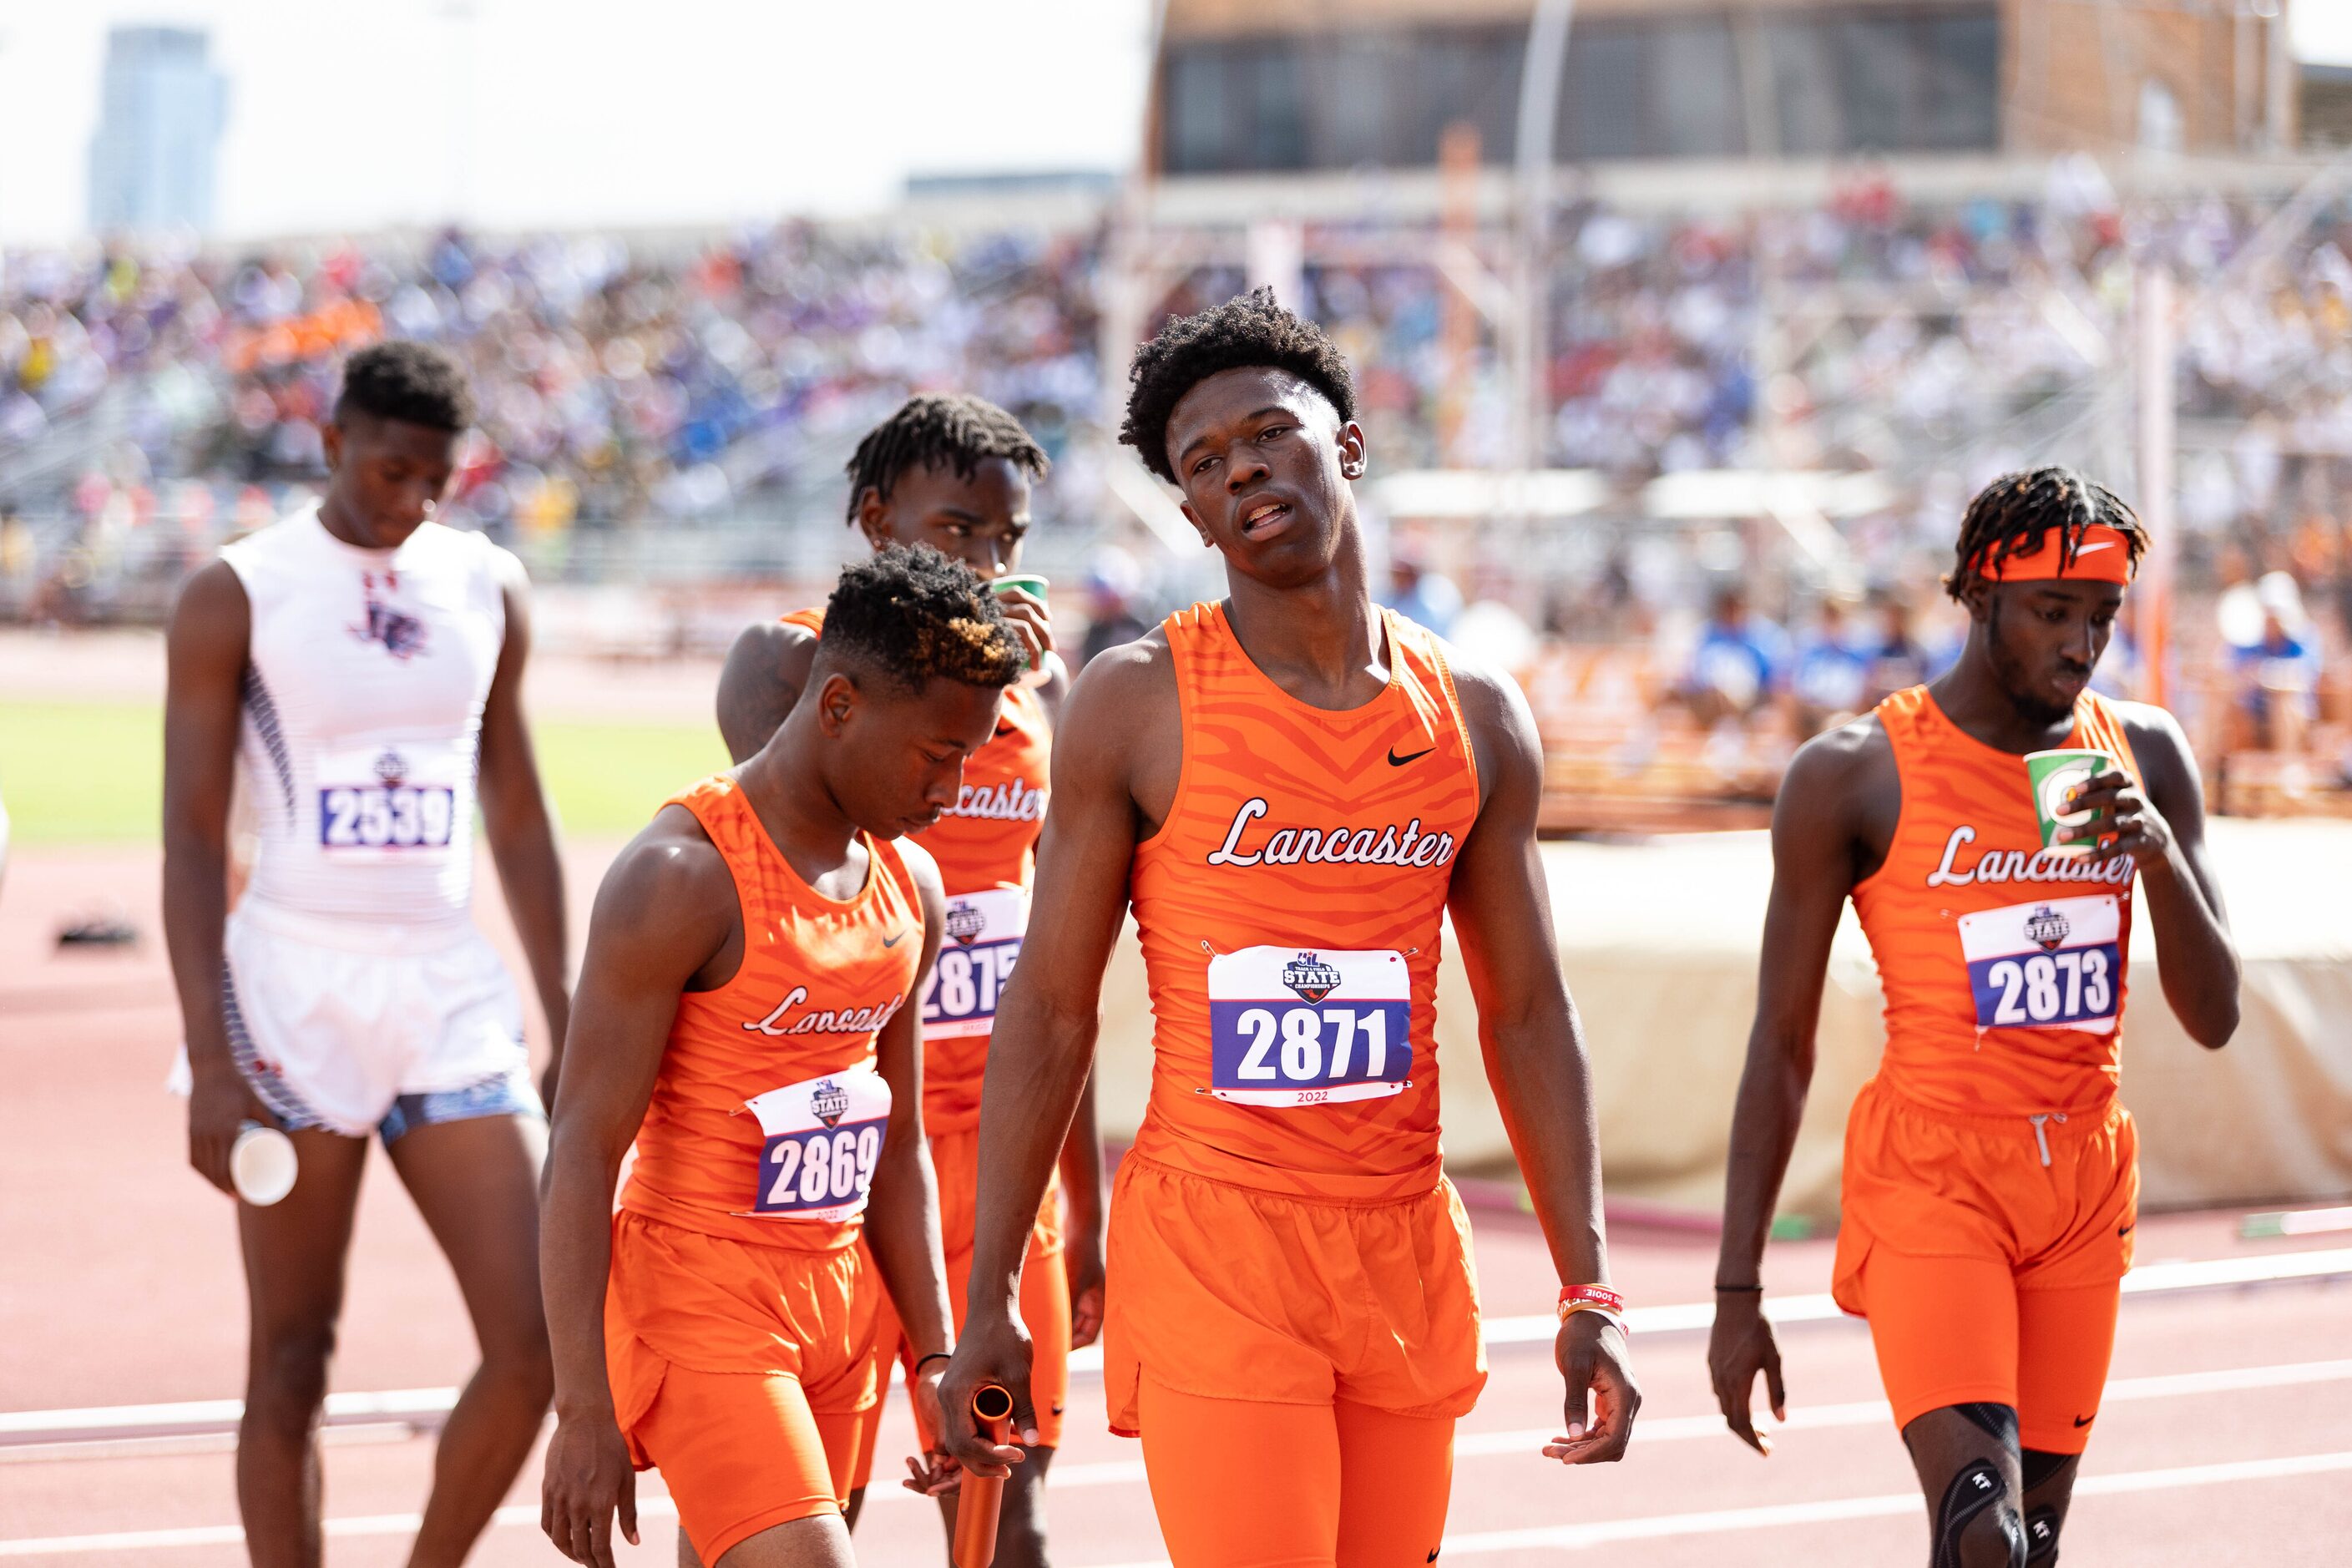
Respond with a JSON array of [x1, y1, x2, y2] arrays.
[[967, 989, 1097, 1326], [539, 1133, 625, 1419], [863, 1133, 955, 1359], [1483, 1004, 1611, 1287], [484, 797, 573, 1054], [2136, 851, 2239, 1048], [1055, 1069, 1105, 1241], [161, 827, 235, 1071], [1714, 1028, 1813, 1287]]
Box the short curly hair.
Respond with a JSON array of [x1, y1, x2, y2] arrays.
[[817, 544, 1025, 695], [844, 393, 1049, 524], [334, 340, 475, 432], [1120, 288, 1358, 482]]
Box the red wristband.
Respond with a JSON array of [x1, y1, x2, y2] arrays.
[[1555, 1284, 1626, 1324]]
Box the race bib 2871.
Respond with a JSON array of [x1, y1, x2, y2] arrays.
[[1206, 946, 1413, 1108]]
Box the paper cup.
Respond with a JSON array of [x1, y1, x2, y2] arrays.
[[2024, 748, 2112, 858], [231, 1122, 297, 1206], [989, 573, 1049, 600]]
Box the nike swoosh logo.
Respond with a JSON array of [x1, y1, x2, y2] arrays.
[[2073, 1414, 2095, 1428], [2074, 539, 2116, 555], [2118, 1222, 2134, 1237], [883, 930, 908, 947], [994, 721, 1019, 738], [1051, 1404, 1065, 1416], [1387, 745, 1435, 767]]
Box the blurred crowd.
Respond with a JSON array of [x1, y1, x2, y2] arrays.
[[4, 170, 2349, 808]]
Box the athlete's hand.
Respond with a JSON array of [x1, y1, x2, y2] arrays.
[[186, 1062, 276, 1196], [2060, 768, 2176, 873], [992, 584, 1055, 675], [1545, 1313, 1640, 1464], [1065, 1225, 1106, 1349], [541, 1407, 639, 1566], [904, 1358, 963, 1497], [938, 1311, 1036, 1480], [1707, 1289, 1787, 1456]]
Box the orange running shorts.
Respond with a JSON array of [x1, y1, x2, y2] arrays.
[[1833, 1076, 2137, 1454], [603, 1211, 881, 1561]]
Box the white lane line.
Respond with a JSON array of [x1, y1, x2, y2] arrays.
[[8, 1359, 2349, 1555], [13, 1247, 2344, 1449], [1079, 1450, 2352, 1566]]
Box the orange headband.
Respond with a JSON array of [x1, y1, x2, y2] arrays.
[[1975, 522, 2136, 585]]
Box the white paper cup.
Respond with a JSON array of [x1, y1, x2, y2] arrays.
[[2024, 748, 2112, 859], [230, 1122, 297, 1206]]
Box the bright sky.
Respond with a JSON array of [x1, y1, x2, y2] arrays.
[[0, 0, 1155, 244], [3, 3, 2349, 245]]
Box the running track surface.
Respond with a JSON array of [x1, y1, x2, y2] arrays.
[[3, 845, 2347, 1565]]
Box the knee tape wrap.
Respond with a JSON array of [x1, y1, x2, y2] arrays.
[[2023, 1505, 2061, 1564], [1932, 1459, 2025, 1568]]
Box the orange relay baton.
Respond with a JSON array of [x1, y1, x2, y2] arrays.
[[952, 1383, 1016, 1568]]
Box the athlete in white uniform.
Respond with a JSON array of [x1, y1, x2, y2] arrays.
[[162, 342, 571, 1568]]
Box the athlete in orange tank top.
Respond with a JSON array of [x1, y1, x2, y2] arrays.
[[1710, 469, 2240, 1568], [939, 292, 1638, 1568], [539, 549, 1027, 1567], [712, 395, 1099, 1566]]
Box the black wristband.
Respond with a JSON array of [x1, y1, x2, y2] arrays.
[[915, 1351, 953, 1373], [1714, 1282, 1764, 1292]]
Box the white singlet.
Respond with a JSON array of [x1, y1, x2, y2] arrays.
[[220, 503, 508, 926], [175, 503, 538, 1140]]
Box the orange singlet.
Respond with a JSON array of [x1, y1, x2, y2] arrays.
[[781, 605, 1072, 1479], [604, 773, 923, 1562], [1110, 603, 1484, 1566], [1837, 686, 2144, 1454]]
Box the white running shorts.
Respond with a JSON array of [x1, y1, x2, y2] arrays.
[[172, 900, 533, 1140]]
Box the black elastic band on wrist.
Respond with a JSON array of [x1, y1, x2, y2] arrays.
[[915, 1352, 953, 1373], [1714, 1282, 1764, 1292]]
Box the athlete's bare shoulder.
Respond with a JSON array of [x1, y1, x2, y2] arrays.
[[1055, 625, 1180, 827], [716, 618, 820, 764], [1432, 639, 1542, 810], [1777, 711, 1900, 873], [595, 802, 740, 982]]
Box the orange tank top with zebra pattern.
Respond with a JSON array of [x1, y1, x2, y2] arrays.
[[1851, 685, 2142, 1119], [620, 772, 925, 1252], [1129, 602, 1480, 1201], [778, 604, 1050, 1134]]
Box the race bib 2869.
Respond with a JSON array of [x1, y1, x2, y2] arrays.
[[1206, 946, 1412, 1108], [741, 1068, 891, 1222]]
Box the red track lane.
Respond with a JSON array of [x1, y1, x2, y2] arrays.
[[3, 844, 2347, 1565]]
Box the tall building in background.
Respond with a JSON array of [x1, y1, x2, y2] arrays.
[[87, 26, 230, 234]]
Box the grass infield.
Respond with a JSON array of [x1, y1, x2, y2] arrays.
[[0, 700, 727, 846]]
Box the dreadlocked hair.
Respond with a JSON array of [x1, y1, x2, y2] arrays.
[[1120, 287, 1358, 482], [816, 544, 1025, 694], [336, 340, 475, 432], [1944, 466, 2149, 600], [843, 393, 1049, 524]]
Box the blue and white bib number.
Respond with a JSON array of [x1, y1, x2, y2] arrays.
[[1207, 947, 1412, 1107], [316, 745, 462, 857], [1958, 895, 2122, 1034], [920, 886, 1025, 1040], [742, 1068, 891, 1222]]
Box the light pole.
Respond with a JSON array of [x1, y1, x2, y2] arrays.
[[1510, 0, 1574, 478]]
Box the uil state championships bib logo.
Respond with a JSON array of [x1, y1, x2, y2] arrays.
[[944, 901, 987, 947], [2025, 906, 2071, 952], [1282, 951, 1343, 1004], [808, 1078, 850, 1129]]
